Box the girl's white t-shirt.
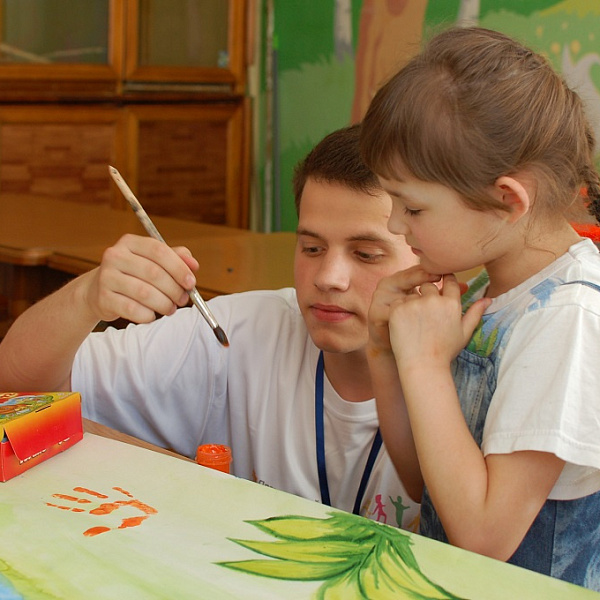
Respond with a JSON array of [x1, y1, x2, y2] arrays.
[[473, 239, 600, 499]]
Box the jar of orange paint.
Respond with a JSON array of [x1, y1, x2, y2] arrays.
[[195, 444, 232, 474]]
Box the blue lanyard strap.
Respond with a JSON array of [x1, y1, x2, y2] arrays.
[[315, 351, 383, 515]]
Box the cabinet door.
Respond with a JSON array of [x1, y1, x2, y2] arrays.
[[124, 0, 246, 93], [0, 0, 124, 99], [0, 105, 126, 207], [124, 100, 249, 227]]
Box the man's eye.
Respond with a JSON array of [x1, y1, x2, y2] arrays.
[[301, 246, 322, 255], [356, 251, 383, 262]]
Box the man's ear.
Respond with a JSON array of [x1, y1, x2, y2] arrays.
[[493, 175, 532, 223]]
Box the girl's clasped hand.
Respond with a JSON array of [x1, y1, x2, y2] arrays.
[[370, 266, 489, 370]]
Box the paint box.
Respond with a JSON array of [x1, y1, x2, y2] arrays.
[[0, 392, 83, 482]]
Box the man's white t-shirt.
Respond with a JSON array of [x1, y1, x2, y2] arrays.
[[73, 288, 419, 530]]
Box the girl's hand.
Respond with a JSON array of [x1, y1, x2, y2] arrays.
[[388, 274, 490, 371], [368, 265, 442, 355], [83, 234, 199, 324]]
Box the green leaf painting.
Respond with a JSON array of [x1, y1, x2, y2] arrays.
[[219, 511, 465, 600]]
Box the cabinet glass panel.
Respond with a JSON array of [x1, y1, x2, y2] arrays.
[[138, 0, 229, 68], [0, 0, 109, 65]]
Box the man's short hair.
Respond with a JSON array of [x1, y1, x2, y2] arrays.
[[292, 124, 382, 215]]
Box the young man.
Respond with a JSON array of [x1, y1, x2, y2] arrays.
[[0, 126, 419, 529]]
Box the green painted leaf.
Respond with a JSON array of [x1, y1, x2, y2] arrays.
[[369, 540, 465, 599], [317, 568, 366, 600], [248, 512, 376, 541], [231, 539, 365, 563], [221, 513, 465, 599], [218, 558, 351, 580]]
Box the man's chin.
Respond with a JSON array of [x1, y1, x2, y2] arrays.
[[309, 332, 364, 355]]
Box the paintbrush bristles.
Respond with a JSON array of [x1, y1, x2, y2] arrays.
[[214, 326, 230, 347]]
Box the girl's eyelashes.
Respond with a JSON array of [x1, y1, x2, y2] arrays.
[[404, 207, 422, 216], [390, 195, 422, 216]]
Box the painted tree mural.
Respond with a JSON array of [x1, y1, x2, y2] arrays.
[[265, 0, 600, 231]]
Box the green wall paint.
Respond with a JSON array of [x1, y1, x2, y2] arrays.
[[260, 0, 600, 232]]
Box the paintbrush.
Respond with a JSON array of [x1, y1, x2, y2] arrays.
[[108, 165, 229, 348]]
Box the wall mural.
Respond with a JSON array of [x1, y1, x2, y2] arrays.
[[265, 0, 600, 231]]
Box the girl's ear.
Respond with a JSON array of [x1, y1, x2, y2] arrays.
[[493, 175, 531, 223]]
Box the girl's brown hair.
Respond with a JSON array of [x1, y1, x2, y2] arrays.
[[360, 27, 600, 222]]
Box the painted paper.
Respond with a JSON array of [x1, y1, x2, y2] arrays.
[[0, 434, 596, 599]]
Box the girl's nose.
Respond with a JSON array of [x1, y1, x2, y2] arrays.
[[387, 203, 410, 235]]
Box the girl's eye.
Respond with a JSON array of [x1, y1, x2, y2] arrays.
[[404, 207, 421, 216]]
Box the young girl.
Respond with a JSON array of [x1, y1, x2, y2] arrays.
[[361, 27, 600, 590]]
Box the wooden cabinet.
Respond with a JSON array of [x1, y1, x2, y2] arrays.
[[125, 0, 246, 93], [125, 101, 249, 225], [0, 0, 249, 228], [0, 105, 124, 206]]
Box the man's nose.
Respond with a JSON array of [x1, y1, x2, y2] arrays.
[[314, 252, 350, 291]]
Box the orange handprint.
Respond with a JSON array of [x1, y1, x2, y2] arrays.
[[47, 486, 157, 537]]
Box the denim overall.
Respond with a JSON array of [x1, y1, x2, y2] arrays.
[[419, 275, 600, 591]]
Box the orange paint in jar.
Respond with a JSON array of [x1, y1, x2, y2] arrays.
[[195, 444, 232, 473]]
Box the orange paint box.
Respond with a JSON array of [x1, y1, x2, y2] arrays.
[[0, 392, 83, 482]]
